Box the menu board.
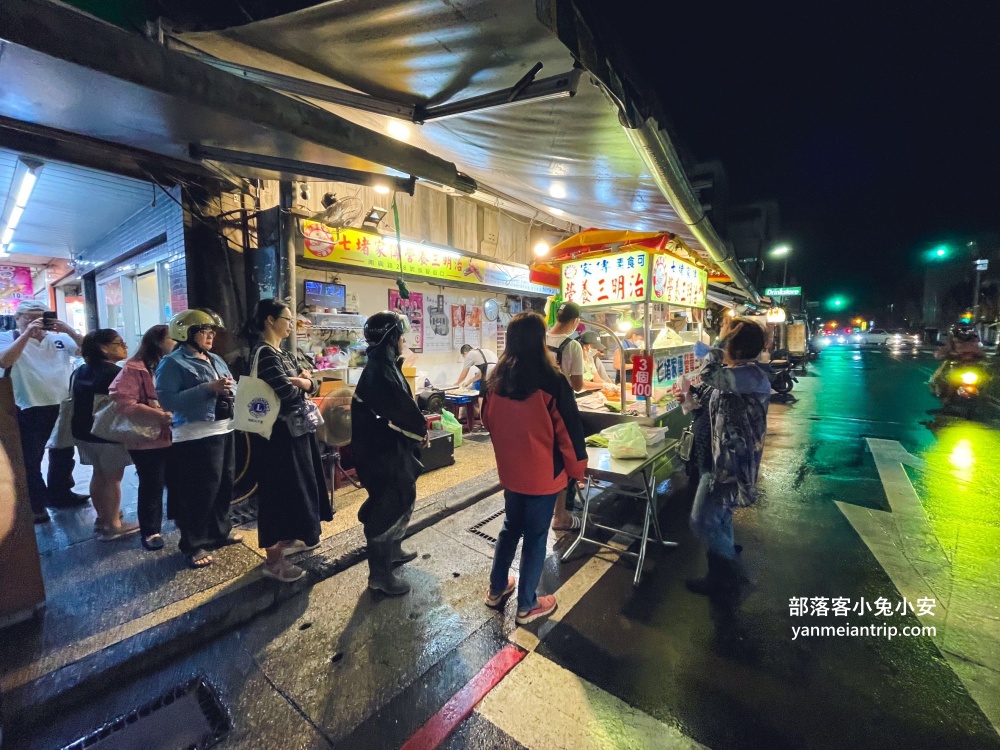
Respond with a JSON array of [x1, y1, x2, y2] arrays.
[[389, 290, 424, 352]]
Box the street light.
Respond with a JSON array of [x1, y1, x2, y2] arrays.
[[771, 244, 791, 287]]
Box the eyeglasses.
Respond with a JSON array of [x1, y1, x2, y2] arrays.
[[277, 316, 294, 323]]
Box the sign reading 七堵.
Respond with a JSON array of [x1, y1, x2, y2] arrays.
[[764, 286, 802, 297], [561, 250, 707, 308], [649, 253, 707, 308], [301, 222, 556, 295], [632, 354, 653, 397]]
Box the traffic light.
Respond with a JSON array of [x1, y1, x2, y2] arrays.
[[827, 296, 846, 310], [924, 244, 952, 262], [960, 310, 973, 324]]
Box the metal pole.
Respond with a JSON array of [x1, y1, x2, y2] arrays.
[[782, 256, 788, 287], [278, 181, 297, 353], [973, 267, 982, 319]]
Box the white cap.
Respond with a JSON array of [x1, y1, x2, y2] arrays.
[[15, 299, 49, 315]]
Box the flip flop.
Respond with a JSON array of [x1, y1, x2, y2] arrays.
[[142, 534, 165, 551], [188, 549, 213, 569]]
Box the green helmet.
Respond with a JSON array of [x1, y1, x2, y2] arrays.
[[168, 308, 225, 343]]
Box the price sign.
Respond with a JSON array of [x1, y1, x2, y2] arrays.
[[631, 354, 654, 397]]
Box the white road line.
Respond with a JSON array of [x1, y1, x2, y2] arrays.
[[477, 651, 708, 750]]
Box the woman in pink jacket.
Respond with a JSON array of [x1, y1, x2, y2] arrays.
[[109, 325, 175, 550]]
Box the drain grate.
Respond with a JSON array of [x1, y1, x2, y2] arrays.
[[60, 675, 231, 750], [467, 508, 506, 544], [228, 496, 259, 526]]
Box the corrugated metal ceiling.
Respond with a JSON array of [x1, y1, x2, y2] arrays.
[[0, 147, 155, 265]]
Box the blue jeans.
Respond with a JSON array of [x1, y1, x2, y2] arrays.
[[689, 473, 737, 559], [489, 489, 558, 612]]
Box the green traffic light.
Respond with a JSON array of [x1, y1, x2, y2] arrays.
[[925, 244, 951, 262]]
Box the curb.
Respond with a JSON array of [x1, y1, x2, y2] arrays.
[[2, 471, 501, 740]]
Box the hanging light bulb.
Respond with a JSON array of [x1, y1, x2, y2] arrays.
[[533, 240, 550, 257]]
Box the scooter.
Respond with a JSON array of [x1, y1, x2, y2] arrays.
[[931, 360, 988, 417], [768, 349, 799, 394]]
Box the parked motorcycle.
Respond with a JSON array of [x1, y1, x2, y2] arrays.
[[768, 349, 799, 394]]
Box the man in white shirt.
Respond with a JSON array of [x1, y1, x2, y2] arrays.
[[546, 302, 585, 392], [455, 344, 498, 391], [0, 300, 87, 523]]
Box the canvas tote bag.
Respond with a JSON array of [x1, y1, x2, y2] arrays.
[[233, 346, 280, 438]]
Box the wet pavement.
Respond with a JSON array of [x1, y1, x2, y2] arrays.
[[9, 346, 1000, 749]]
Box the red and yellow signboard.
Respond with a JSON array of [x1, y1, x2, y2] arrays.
[[301, 222, 556, 295]]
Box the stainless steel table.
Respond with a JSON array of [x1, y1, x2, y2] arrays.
[[561, 440, 680, 586]]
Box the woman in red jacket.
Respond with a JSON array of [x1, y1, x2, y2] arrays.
[[481, 312, 588, 624]]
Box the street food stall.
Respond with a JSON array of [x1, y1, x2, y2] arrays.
[[530, 230, 720, 584]]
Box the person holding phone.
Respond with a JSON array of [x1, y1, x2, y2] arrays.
[[155, 309, 240, 569], [0, 300, 87, 523]]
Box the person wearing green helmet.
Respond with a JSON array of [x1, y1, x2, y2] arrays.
[[155, 309, 241, 569]]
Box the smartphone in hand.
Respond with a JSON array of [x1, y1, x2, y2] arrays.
[[41, 312, 57, 331]]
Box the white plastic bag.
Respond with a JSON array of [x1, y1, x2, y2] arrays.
[[607, 422, 648, 459], [233, 348, 280, 439]]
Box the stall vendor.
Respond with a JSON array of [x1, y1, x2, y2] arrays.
[[352, 311, 428, 597], [579, 332, 611, 387], [612, 328, 645, 383], [454, 344, 498, 391]]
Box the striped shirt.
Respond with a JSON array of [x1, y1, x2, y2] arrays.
[[250, 344, 313, 416]]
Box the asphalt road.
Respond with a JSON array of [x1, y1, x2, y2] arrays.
[[21, 345, 1000, 750]]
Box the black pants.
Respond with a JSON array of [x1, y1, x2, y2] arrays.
[[166, 433, 234, 555], [16, 404, 77, 513], [129, 447, 170, 537]]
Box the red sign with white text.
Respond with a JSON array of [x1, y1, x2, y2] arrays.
[[631, 354, 654, 397]]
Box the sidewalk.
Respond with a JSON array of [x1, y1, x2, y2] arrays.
[[1, 436, 501, 734]]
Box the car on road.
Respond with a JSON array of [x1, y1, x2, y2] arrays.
[[887, 330, 923, 347], [854, 329, 891, 345]]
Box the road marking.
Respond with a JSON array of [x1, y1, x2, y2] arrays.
[[476, 651, 708, 750], [838, 438, 1000, 735], [400, 644, 527, 750]]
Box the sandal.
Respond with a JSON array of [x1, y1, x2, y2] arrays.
[[188, 549, 213, 569], [485, 576, 516, 608], [142, 534, 165, 551], [212, 532, 244, 548], [552, 516, 582, 533], [262, 559, 305, 583]]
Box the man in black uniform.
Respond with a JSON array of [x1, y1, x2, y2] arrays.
[[351, 311, 428, 595]]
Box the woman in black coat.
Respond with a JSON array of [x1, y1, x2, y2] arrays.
[[351, 311, 428, 596]]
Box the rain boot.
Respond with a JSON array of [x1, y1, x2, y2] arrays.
[[685, 551, 726, 595], [391, 539, 418, 566], [367, 541, 411, 596]]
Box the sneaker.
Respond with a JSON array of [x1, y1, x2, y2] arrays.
[[485, 576, 516, 608], [281, 540, 321, 557], [47, 491, 90, 509], [516, 594, 557, 625], [95, 510, 125, 532], [98, 521, 141, 541], [262, 559, 306, 583]]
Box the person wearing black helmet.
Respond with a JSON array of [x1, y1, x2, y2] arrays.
[[155, 309, 241, 569], [352, 310, 429, 595], [930, 322, 985, 397]]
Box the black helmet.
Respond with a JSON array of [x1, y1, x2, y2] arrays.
[[363, 310, 411, 348], [951, 323, 979, 342]]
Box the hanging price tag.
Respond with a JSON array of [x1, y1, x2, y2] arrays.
[[631, 354, 654, 397]]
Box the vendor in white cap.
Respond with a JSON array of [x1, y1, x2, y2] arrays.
[[579, 331, 611, 388], [0, 299, 87, 523]]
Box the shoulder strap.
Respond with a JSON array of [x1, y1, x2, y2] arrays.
[[248, 346, 267, 378]]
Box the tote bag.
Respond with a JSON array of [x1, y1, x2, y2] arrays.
[[46, 370, 77, 450], [233, 347, 280, 439], [91, 392, 161, 445]]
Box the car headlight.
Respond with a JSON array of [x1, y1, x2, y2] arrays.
[[961, 371, 979, 385]]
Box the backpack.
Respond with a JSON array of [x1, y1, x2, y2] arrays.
[[547, 333, 579, 367]]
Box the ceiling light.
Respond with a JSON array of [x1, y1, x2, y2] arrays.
[[1, 157, 43, 258], [373, 184, 391, 195], [533, 241, 550, 257], [548, 207, 565, 217], [387, 121, 411, 141], [548, 182, 566, 199], [362, 206, 389, 229]]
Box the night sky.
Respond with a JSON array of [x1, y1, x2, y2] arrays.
[[587, 1, 1000, 314]]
